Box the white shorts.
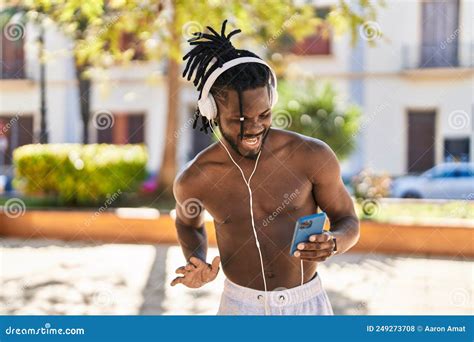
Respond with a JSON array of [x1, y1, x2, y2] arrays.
[[217, 273, 334, 315]]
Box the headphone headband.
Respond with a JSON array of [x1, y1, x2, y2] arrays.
[[198, 57, 278, 120], [200, 57, 277, 100]]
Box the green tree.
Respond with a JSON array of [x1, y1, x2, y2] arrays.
[[7, 0, 382, 197], [274, 80, 360, 160], [18, 0, 160, 144]]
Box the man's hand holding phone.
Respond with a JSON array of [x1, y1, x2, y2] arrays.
[[293, 231, 337, 262]]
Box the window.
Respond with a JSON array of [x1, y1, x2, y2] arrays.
[[0, 115, 34, 165], [453, 165, 474, 177], [431, 166, 456, 178], [97, 113, 145, 144], [444, 137, 470, 162], [420, 0, 459, 67], [0, 8, 26, 79]]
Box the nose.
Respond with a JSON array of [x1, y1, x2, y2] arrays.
[[243, 121, 265, 136]]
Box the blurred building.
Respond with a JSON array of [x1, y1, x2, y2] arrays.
[[286, 0, 473, 176], [0, 8, 201, 176], [0, 0, 472, 178]]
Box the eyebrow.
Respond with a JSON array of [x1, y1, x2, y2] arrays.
[[231, 108, 271, 119]]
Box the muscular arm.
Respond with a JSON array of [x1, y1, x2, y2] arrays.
[[173, 172, 208, 262], [308, 141, 360, 254], [170, 166, 220, 288], [175, 219, 207, 262]]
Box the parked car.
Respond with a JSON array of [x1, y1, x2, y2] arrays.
[[391, 162, 474, 199], [0, 168, 14, 194]]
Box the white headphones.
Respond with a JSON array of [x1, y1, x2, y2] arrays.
[[197, 57, 279, 121]]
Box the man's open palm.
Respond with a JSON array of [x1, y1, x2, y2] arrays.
[[170, 256, 221, 288]]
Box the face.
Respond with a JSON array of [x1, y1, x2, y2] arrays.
[[215, 86, 272, 159]]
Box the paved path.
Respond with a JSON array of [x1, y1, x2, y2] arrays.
[[0, 239, 472, 315]]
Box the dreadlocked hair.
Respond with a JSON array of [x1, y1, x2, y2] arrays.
[[182, 19, 272, 136]]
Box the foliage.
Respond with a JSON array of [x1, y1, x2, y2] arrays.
[[274, 80, 361, 160], [351, 168, 392, 199], [13, 144, 148, 205], [9, 0, 385, 67]]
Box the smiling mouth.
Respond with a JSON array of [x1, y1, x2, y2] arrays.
[[241, 132, 265, 149]]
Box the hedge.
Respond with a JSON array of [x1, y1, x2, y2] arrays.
[[13, 144, 148, 205]]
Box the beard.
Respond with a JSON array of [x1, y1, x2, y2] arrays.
[[219, 126, 270, 160]]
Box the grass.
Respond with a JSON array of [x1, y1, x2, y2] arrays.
[[355, 199, 474, 223]]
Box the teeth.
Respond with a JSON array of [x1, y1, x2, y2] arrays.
[[243, 137, 258, 146]]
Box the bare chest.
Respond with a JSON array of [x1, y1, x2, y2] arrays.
[[201, 158, 314, 226]]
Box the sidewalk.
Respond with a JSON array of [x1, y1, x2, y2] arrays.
[[0, 238, 472, 315]]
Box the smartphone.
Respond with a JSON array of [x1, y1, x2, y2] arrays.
[[289, 212, 327, 256]]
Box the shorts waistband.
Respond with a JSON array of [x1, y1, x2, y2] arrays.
[[222, 273, 325, 307]]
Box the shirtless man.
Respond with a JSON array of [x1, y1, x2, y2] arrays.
[[170, 21, 359, 315]]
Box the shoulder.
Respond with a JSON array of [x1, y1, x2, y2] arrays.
[[273, 129, 340, 183], [271, 128, 336, 161], [267, 128, 307, 154], [173, 142, 220, 204]]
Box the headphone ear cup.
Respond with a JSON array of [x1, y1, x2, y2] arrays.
[[198, 95, 218, 121], [197, 98, 208, 120], [208, 94, 218, 120]]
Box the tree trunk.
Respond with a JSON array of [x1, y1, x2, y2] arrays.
[[157, 10, 180, 197], [75, 63, 91, 144], [38, 24, 48, 143]]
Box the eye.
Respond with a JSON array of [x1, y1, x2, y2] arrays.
[[259, 113, 270, 119]]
